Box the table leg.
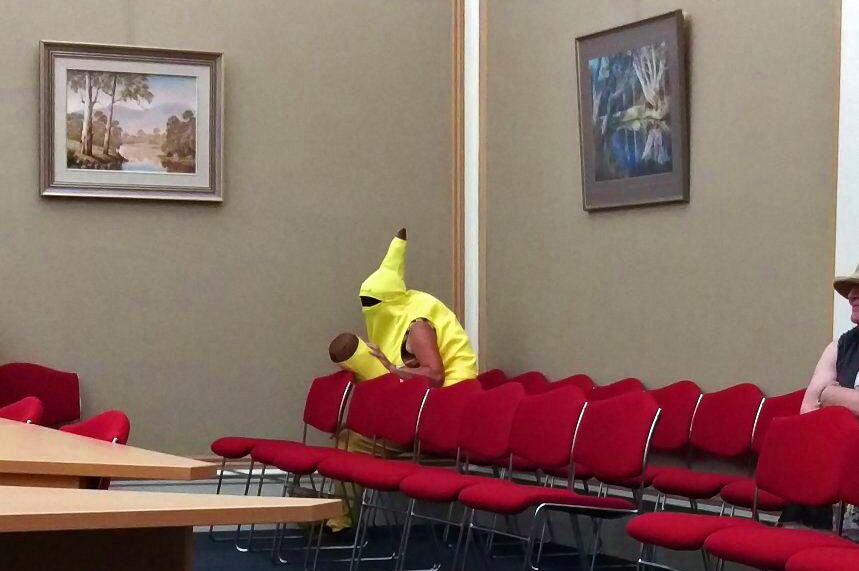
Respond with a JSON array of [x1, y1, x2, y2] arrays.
[[0, 526, 193, 571]]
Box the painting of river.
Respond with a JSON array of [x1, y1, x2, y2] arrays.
[[66, 72, 197, 174], [588, 42, 672, 181]]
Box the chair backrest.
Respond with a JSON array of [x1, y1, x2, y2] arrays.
[[572, 391, 661, 482], [838, 430, 859, 507], [756, 406, 859, 507], [510, 371, 550, 395], [751, 389, 805, 454], [458, 382, 526, 463], [376, 377, 432, 448], [0, 396, 44, 424], [589, 377, 645, 401], [509, 386, 586, 470], [649, 380, 702, 452], [476, 369, 507, 390], [0, 363, 80, 426], [343, 372, 401, 440], [60, 410, 131, 444], [303, 370, 354, 435], [689, 382, 764, 458], [551, 374, 595, 397], [417, 380, 483, 458]]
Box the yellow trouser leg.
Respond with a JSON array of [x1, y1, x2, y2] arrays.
[[325, 431, 406, 532]]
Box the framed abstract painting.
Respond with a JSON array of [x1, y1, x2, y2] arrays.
[[40, 41, 223, 202], [575, 11, 689, 211]]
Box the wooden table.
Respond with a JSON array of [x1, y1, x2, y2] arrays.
[[0, 485, 342, 571], [0, 418, 217, 487]]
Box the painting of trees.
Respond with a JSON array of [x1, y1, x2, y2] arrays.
[[588, 42, 672, 181]]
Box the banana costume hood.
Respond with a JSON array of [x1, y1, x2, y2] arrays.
[[341, 235, 477, 386]]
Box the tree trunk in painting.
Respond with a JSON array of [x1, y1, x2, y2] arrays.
[[81, 72, 94, 156], [102, 74, 118, 154]]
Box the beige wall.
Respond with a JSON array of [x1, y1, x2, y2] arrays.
[[0, 0, 454, 454], [485, 0, 839, 394]]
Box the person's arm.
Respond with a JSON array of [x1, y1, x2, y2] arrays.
[[800, 341, 839, 414], [819, 383, 859, 416], [368, 322, 445, 387]]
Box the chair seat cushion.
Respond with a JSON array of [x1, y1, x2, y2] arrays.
[[652, 468, 742, 499], [250, 440, 302, 465], [704, 524, 854, 570], [786, 547, 859, 571], [719, 478, 789, 511], [317, 454, 421, 490], [399, 468, 488, 503], [626, 513, 756, 551], [211, 437, 264, 459], [270, 444, 344, 475], [458, 480, 635, 515]]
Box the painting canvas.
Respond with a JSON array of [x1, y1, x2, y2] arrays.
[[576, 12, 688, 211], [41, 42, 223, 201]]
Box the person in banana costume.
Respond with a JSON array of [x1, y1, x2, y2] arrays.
[[322, 228, 477, 532], [329, 227, 477, 387]]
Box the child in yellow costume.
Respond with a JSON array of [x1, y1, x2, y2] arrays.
[[324, 228, 477, 531]]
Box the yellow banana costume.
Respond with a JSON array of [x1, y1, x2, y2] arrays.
[[338, 234, 477, 386]]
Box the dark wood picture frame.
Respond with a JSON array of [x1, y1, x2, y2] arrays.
[[575, 11, 689, 211]]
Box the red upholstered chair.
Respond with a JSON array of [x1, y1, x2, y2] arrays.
[[414, 380, 483, 460], [551, 374, 595, 397], [719, 388, 806, 514], [786, 547, 859, 571], [588, 377, 645, 401], [509, 371, 551, 394], [0, 396, 44, 424], [0, 362, 80, 426], [587, 380, 702, 492], [457, 391, 661, 571], [60, 410, 130, 444], [627, 406, 859, 571], [650, 383, 765, 510], [476, 368, 507, 390], [703, 407, 859, 570], [396, 382, 527, 570], [60, 410, 131, 490], [210, 370, 353, 548], [311, 376, 432, 570]]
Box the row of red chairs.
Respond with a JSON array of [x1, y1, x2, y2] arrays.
[[209, 368, 810, 569], [627, 405, 859, 570]]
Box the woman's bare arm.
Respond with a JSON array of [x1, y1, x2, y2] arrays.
[[800, 341, 839, 414], [367, 321, 445, 387]]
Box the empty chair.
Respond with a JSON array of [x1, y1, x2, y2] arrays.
[[719, 388, 806, 513], [476, 368, 507, 390], [413, 379, 483, 461], [650, 383, 765, 510], [396, 382, 527, 569], [551, 373, 595, 396], [509, 371, 550, 394], [786, 547, 859, 571], [589, 377, 645, 400], [704, 407, 859, 570], [0, 362, 80, 426], [0, 396, 44, 424], [628, 406, 859, 571], [60, 410, 130, 444], [457, 390, 661, 571]]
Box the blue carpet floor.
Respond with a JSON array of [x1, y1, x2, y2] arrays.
[[194, 526, 634, 570]]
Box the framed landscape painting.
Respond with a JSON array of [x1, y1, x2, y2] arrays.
[[40, 41, 223, 201], [575, 11, 688, 211]]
